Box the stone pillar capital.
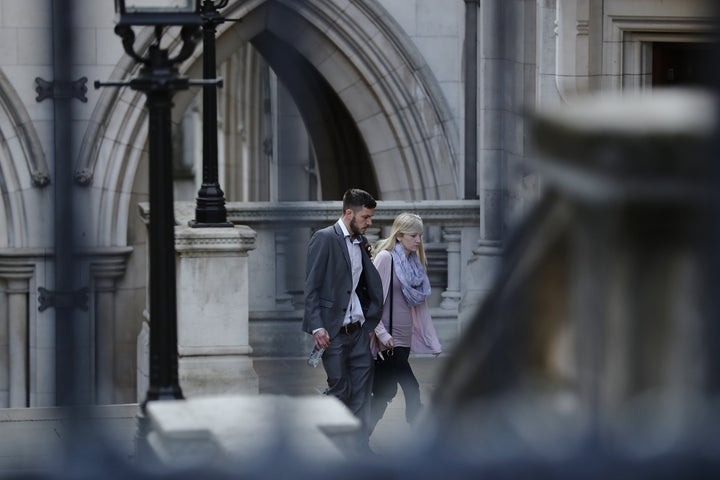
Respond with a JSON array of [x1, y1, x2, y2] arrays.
[[175, 225, 256, 256], [0, 264, 35, 279], [0, 264, 35, 293], [87, 247, 133, 291]]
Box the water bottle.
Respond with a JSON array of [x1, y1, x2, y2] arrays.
[[307, 346, 325, 367]]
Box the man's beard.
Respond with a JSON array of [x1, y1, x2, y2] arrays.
[[349, 215, 364, 236]]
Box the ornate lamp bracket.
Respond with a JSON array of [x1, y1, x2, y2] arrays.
[[35, 76, 88, 103], [38, 286, 89, 312]]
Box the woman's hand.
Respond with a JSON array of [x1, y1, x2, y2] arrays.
[[384, 337, 394, 349]]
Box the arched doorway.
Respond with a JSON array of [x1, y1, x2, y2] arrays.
[[169, 0, 459, 205], [81, 0, 459, 246]]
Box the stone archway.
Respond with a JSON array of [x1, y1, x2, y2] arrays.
[[79, 0, 459, 246], [174, 0, 460, 201], [224, 0, 460, 200], [249, 29, 377, 200]]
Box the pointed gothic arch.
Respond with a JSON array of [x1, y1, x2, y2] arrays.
[[78, 0, 459, 246], [213, 0, 461, 201], [0, 69, 50, 247]]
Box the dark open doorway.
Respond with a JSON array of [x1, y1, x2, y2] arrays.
[[251, 31, 378, 201], [652, 41, 715, 87]]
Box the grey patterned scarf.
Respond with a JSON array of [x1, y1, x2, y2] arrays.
[[391, 242, 431, 307]]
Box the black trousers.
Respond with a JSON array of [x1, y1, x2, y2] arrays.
[[369, 346, 421, 432]]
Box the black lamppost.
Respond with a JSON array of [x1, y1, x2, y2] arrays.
[[97, 0, 219, 406], [190, 0, 233, 227]]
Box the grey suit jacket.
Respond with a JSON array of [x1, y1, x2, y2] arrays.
[[302, 223, 384, 339]]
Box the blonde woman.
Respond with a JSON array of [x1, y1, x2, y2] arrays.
[[369, 212, 441, 433]]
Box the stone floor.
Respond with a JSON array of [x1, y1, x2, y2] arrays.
[[254, 355, 444, 454], [0, 356, 444, 474]]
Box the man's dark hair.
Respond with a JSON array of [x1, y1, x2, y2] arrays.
[[342, 188, 377, 212]]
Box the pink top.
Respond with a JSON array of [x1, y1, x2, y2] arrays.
[[371, 250, 442, 357], [380, 268, 413, 347]]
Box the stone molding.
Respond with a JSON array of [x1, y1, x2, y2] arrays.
[[141, 201, 481, 232], [0, 250, 46, 287], [606, 15, 716, 91], [157, 200, 482, 228], [87, 247, 134, 278], [174, 225, 257, 255], [0, 264, 35, 285]]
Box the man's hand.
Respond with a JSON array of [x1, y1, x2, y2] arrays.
[[313, 328, 330, 349]]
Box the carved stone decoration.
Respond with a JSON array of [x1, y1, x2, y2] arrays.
[[73, 168, 94, 186], [30, 172, 51, 187]]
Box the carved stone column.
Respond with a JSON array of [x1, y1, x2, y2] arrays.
[[440, 228, 462, 310], [174, 225, 259, 396], [273, 232, 294, 311], [93, 276, 115, 404], [2, 267, 33, 408], [0, 279, 6, 407], [458, 240, 502, 328], [89, 248, 132, 404]]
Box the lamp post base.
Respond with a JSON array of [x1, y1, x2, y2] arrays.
[[191, 183, 230, 226]]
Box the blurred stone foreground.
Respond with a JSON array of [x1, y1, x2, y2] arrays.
[[3, 89, 720, 479], [429, 88, 720, 466]]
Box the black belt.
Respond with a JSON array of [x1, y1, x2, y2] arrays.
[[340, 321, 362, 335]]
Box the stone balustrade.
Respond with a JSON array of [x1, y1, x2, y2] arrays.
[[171, 200, 483, 356]]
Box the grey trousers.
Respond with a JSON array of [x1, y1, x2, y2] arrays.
[[322, 326, 374, 438]]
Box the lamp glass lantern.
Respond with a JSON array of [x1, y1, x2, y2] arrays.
[[115, 0, 202, 26]]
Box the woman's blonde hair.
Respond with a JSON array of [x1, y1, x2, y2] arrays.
[[374, 212, 427, 267]]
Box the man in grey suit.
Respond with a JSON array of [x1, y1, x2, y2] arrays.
[[303, 188, 384, 447]]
